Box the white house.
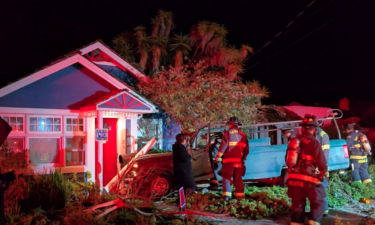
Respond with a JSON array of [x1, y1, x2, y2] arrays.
[[0, 40, 158, 189]]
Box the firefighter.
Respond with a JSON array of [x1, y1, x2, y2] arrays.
[[313, 117, 330, 217], [215, 117, 249, 201], [286, 114, 327, 225], [209, 134, 222, 190], [344, 123, 372, 184]]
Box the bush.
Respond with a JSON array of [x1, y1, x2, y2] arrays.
[[19, 170, 72, 213]]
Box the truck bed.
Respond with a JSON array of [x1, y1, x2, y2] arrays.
[[243, 138, 350, 180]]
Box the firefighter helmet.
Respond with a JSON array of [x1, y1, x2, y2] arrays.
[[343, 123, 355, 131], [227, 116, 242, 126], [300, 114, 318, 127]]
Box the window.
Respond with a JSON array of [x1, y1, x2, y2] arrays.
[[196, 133, 208, 149], [29, 117, 61, 132], [29, 138, 60, 164], [3, 138, 24, 152], [65, 137, 85, 166], [66, 118, 84, 132], [2, 116, 23, 132]]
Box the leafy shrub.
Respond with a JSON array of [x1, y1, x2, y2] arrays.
[[20, 170, 72, 213], [184, 185, 291, 220]]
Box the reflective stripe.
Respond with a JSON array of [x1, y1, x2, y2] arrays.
[[363, 179, 372, 184], [217, 152, 223, 157], [223, 192, 232, 197], [320, 131, 327, 137], [358, 159, 368, 163], [229, 142, 246, 147], [350, 155, 367, 159], [354, 144, 361, 148], [322, 145, 330, 150], [235, 193, 245, 196], [213, 157, 222, 162], [287, 173, 321, 184], [222, 158, 242, 163], [301, 153, 314, 161]]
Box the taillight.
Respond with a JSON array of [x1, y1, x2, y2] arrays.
[[343, 145, 349, 158]]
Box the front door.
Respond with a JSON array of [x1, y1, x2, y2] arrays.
[[103, 118, 118, 187]]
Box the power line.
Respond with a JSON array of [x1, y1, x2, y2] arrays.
[[245, 0, 364, 71], [260, 0, 336, 49], [248, 0, 317, 60]]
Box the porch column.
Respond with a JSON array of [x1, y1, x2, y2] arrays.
[[130, 119, 138, 152], [86, 116, 95, 183], [97, 111, 104, 189]]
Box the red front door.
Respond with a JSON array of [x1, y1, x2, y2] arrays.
[[103, 118, 117, 187]]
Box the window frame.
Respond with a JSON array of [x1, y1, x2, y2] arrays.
[[0, 114, 25, 133], [28, 136, 63, 167], [64, 117, 85, 134], [27, 115, 63, 134], [64, 136, 86, 167]]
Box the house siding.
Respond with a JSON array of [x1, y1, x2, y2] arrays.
[[0, 63, 117, 109]]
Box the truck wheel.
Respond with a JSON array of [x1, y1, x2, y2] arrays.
[[150, 174, 172, 197]]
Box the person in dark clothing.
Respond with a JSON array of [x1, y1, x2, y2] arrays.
[[209, 134, 222, 190], [344, 123, 372, 184], [172, 133, 196, 196], [286, 114, 327, 225]]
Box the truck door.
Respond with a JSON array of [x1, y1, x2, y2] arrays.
[[190, 125, 214, 181]]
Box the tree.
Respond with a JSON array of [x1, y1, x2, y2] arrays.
[[112, 10, 253, 76], [138, 60, 269, 128], [112, 10, 285, 128]]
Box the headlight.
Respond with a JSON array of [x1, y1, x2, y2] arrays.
[[130, 170, 137, 177]]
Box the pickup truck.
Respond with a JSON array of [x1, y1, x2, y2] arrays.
[[120, 110, 350, 196]]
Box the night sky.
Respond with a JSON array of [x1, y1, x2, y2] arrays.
[[1, 0, 374, 106]]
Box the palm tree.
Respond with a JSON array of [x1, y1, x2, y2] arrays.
[[164, 11, 175, 37], [151, 16, 161, 37], [151, 36, 168, 72], [205, 23, 227, 56], [170, 34, 191, 68], [112, 33, 135, 62], [134, 26, 151, 72]]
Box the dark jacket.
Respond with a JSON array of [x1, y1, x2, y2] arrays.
[[217, 127, 249, 163], [172, 143, 196, 190], [346, 130, 364, 156]]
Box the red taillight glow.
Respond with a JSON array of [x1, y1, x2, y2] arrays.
[[343, 145, 349, 158]]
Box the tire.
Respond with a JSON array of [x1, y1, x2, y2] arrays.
[[150, 174, 173, 197]]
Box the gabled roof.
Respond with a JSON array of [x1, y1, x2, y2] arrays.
[[0, 52, 157, 113], [79, 40, 145, 80], [81, 90, 152, 112]]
